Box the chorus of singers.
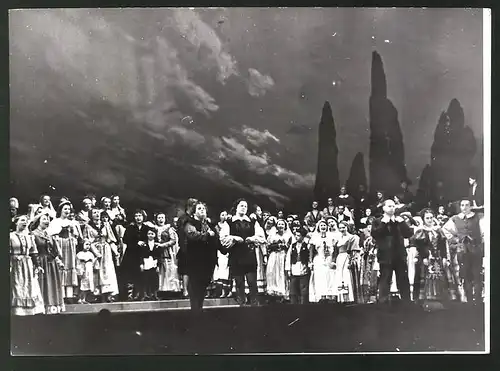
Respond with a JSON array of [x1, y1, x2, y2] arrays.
[[10, 177, 485, 315]]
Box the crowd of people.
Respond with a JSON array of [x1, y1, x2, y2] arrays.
[[9, 176, 485, 315]]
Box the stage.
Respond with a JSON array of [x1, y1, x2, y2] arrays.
[[11, 300, 484, 354]]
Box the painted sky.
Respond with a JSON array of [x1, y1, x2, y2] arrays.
[[9, 8, 483, 211]]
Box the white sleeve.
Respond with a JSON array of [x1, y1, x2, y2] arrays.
[[253, 221, 266, 243], [219, 222, 230, 239], [441, 218, 457, 241], [46, 219, 62, 237]]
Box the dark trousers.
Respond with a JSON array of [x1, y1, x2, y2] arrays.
[[140, 269, 158, 299], [379, 258, 411, 303], [234, 271, 258, 305], [413, 260, 423, 302], [459, 251, 483, 302], [289, 274, 310, 304], [188, 272, 213, 313], [118, 267, 141, 301]]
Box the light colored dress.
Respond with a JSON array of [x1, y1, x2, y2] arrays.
[[309, 231, 338, 302], [157, 224, 181, 292], [266, 230, 292, 298], [333, 233, 360, 303], [46, 218, 80, 298], [83, 222, 119, 295], [10, 232, 45, 315], [76, 251, 95, 292]]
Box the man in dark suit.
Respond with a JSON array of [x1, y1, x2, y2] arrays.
[[468, 173, 484, 210], [371, 199, 414, 303]]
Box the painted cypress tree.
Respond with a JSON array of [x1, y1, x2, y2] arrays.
[[369, 51, 408, 197], [313, 101, 340, 205], [346, 152, 367, 196], [430, 99, 476, 202]]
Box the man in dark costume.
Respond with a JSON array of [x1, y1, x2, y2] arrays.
[[371, 199, 413, 304]]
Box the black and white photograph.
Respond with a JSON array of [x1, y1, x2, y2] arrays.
[[9, 7, 490, 355]]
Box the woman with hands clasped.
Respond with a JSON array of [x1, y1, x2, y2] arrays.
[[333, 221, 361, 303], [219, 199, 266, 306], [308, 219, 338, 303], [411, 208, 450, 304], [266, 219, 293, 302]]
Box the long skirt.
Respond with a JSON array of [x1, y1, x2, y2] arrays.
[[309, 255, 336, 302], [158, 258, 181, 292], [11, 256, 45, 316], [419, 258, 449, 301], [54, 236, 78, 296], [334, 252, 354, 303], [265, 250, 288, 298], [38, 255, 65, 314], [359, 254, 379, 303], [213, 251, 229, 282], [255, 244, 267, 293], [93, 242, 119, 295]]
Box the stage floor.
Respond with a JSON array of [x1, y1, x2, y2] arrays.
[[11, 301, 485, 355]]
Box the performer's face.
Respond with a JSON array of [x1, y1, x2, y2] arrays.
[[460, 200, 472, 214], [438, 206, 445, 215], [147, 230, 156, 240], [112, 196, 120, 206], [195, 204, 207, 219], [39, 214, 50, 229], [340, 186, 346, 195], [339, 223, 347, 234], [365, 209, 372, 217], [134, 212, 144, 224], [16, 216, 28, 230], [83, 198, 92, 210], [423, 212, 434, 227], [219, 211, 227, 222], [103, 198, 111, 209], [156, 214, 166, 225], [61, 205, 71, 218], [255, 206, 262, 217], [91, 209, 101, 221], [318, 222, 327, 233], [41, 195, 51, 206], [327, 198, 333, 205], [236, 201, 247, 216], [383, 200, 396, 216], [277, 220, 286, 232], [312, 202, 318, 209]]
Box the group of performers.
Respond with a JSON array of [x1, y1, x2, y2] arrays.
[[10, 176, 485, 315]]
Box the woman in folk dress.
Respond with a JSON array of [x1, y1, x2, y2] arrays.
[[214, 210, 231, 297], [333, 221, 361, 303], [359, 223, 379, 303], [412, 208, 450, 304], [155, 212, 181, 294], [309, 219, 338, 302], [30, 213, 65, 314], [82, 209, 119, 302], [47, 200, 81, 302], [10, 215, 45, 315], [266, 219, 292, 301], [251, 205, 268, 295]]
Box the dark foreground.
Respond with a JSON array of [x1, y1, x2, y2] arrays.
[[11, 302, 484, 354]]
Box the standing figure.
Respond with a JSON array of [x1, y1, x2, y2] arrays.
[[219, 199, 265, 306], [10, 215, 45, 315], [47, 200, 81, 302], [184, 201, 219, 312], [436, 205, 450, 227], [359, 224, 379, 303], [83, 210, 119, 302], [76, 197, 93, 226], [323, 198, 336, 217], [176, 198, 199, 298], [155, 212, 181, 294], [412, 208, 450, 304], [39, 194, 57, 220], [266, 219, 292, 301], [371, 199, 413, 303], [214, 210, 231, 298], [442, 198, 484, 303], [139, 229, 161, 301], [304, 201, 324, 231], [251, 205, 268, 294], [120, 210, 151, 301], [333, 221, 361, 303], [335, 185, 355, 211], [30, 213, 65, 314], [309, 219, 338, 302], [76, 240, 96, 304], [285, 227, 311, 304]]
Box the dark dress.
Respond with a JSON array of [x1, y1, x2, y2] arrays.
[[121, 224, 151, 293], [227, 218, 257, 276], [32, 229, 65, 314]]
